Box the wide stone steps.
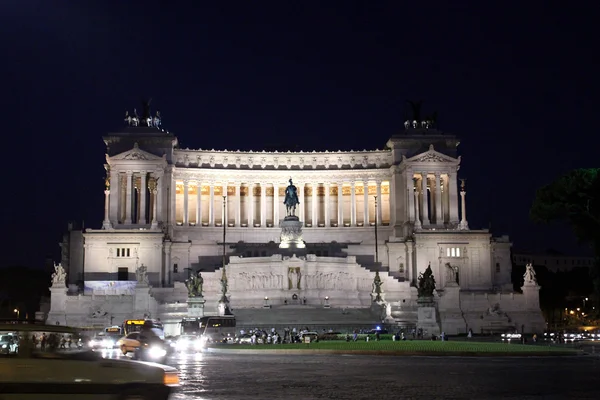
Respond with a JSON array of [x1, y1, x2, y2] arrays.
[[354, 255, 406, 282]]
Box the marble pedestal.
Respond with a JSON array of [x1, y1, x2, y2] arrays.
[[187, 296, 206, 318], [279, 216, 306, 249], [417, 296, 440, 337]]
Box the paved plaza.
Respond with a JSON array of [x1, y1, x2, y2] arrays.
[[105, 350, 600, 399]]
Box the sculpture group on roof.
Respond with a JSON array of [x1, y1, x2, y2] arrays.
[[124, 99, 161, 128], [404, 100, 438, 130]]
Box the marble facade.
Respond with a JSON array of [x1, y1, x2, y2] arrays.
[[45, 116, 545, 335]]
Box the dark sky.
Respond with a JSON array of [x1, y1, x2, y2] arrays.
[[1, 1, 598, 269]]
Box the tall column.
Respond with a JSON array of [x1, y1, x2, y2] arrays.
[[195, 182, 202, 225], [311, 183, 317, 226], [420, 173, 430, 225], [363, 181, 369, 226], [459, 180, 469, 230], [298, 182, 305, 222], [151, 189, 158, 229], [140, 171, 147, 224], [337, 182, 343, 226], [260, 183, 266, 227], [248, 183, 254, 226], [406, 174, 415, 223], [414, 182, 422, 229], [156, 174, 164, 225], [324, 183, 330, 227], [350, 181, 356, 226], [109, 170, 118, 225], [209, 183, 215, 226], [125, 171, 133, 224], [222, 183, 228, 225], [103, 190, 111, 229], [448, 171, 459, 225], [235, 183, 241, 226], [376, 180, 382, 225], [183, 180, 189, 225], [273, 183, 279, 226], [435, 172, 443, 225]]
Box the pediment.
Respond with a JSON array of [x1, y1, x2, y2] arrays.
[[403, 144, 460, 164], [110, 143, 164, 161]]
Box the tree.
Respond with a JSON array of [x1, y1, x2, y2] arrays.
[[530, 168, 600, 306]]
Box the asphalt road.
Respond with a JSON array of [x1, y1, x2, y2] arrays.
[[100, 348, 600, 399]]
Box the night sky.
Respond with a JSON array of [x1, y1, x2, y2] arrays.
[[1, 1, 597, 269]]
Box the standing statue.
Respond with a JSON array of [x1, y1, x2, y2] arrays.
[[417, 264, 436, 297], [185, 271, 204, 297], [51, 263, 67, 286], [153, 110, 161, 128], [372, 271, 383, 302], [523, 263, 537, 285], [283, 178, 300, 217], [220, 276, 228, 300], [135, 264, 149, 286], [141, 98, 152, 125]]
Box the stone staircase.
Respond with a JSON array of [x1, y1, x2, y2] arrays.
[[354, 255, 406, 282]]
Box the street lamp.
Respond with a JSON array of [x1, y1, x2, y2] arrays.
[[374, 195, 378, 264], [13, 308, 19, 319]]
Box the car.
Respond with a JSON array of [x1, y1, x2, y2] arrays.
[[117, 332, 142, 355], [299, 332, 319, 343], [0, 322, 179, 399], [0, 334, 19, 354], [89, 333, 121, 350], [173, 335, 203, 352]]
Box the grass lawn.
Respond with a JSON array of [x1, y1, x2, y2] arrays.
[[218, 340, 578, 355]]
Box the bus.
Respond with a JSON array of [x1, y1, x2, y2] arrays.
[[180, 318, 201, 336], [198, 316, 236, 343], [123, 319, 164, 336]]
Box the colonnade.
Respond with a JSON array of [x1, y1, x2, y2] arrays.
[[175, 180, 390, 228], [409, 172, 460, 227], [105, 170, 162, 227]]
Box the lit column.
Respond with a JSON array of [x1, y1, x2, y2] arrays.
[[273, 182, 279, 226], [156, 174, 163, 224], [350, 181, 356, 226], [235, 183, 241, 226], [363, 180, 369, 226], [407, 173, 415, 223], [421, 173, 430, 225], [435, 172, 442, 225], [298, 182, 305, 222], [222, 183, 228, 225], [337, 182, 343, 226], [311, 183, 317, 226], [109, 169, 118, 224], [260, 183, 266, 227], [459, 180, 469, 230], [183, 180, 189, 225], [125, 170, 133, 224], [324, 182, 330, 227], [414, 179, 422, 229], [139, 171, 147, 224], [448, 171, 459, 225], [195, 182, 202, 225], [376, 180, 382, 225], [209, 183, 215, 226], [248, 182, 254, 226], [151, 186, 158, 229], [103, 189, 111, 229]]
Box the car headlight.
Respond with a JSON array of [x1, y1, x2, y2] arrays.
[[1, 344, 7, 349], [194, 339, 204, 350], [148, 346, 167, 359], [89, 340, 97, 347]]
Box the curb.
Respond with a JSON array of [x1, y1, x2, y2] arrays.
[[204, 347, 581, 357]]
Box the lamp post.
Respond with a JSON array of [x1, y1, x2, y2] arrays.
[[220, 196, 228, 304], [374, 195, 379, 264], [13, 308, 19, 319]]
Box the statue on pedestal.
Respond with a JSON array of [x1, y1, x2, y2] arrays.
[[523, 263, 537, 285], [417, 264, 436, 297], [135, 264, 149, 286], [283, 178, 300, 218], [185, 271, 204, 297], [51, 263, 67, 286], [372, 271, 383, 302]]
